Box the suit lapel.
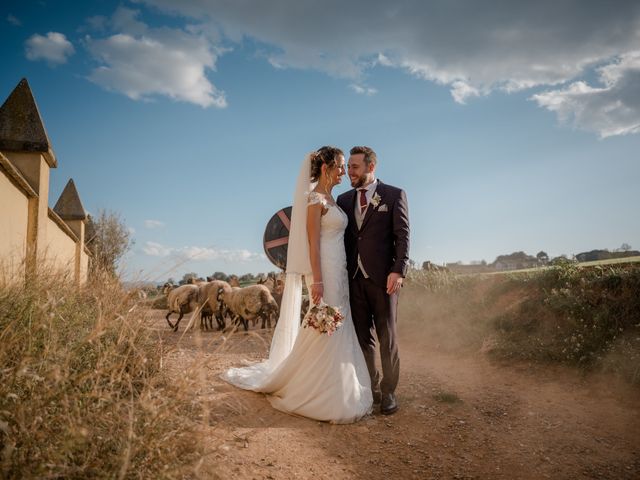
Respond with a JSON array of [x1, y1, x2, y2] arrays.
[[346, 189, 359, 234]]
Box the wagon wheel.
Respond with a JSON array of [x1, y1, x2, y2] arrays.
[[263, 206, 292, 270]]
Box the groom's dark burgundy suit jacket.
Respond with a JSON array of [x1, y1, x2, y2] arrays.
[[337, 180, 410, 288]]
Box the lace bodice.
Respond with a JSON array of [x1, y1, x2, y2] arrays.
[[308, 191, 348, 240], [307, 191, 349, 314]]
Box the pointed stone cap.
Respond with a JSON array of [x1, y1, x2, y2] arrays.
[[54, 179, 87, 221], [0, 78, 57, 167]]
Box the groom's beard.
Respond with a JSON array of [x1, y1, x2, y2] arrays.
[[350, 175, 368, 188], [351, 174, 372, 188]]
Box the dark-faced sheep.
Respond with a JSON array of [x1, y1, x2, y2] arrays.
[[258, 272, 285, 309], [219, 284, 279, 331], [198, 280, 232, 330]]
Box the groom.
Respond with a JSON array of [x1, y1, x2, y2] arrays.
[[337, 146, 410, 415]]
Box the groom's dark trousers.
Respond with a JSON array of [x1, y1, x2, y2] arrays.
[[350, 272, 400, 394]]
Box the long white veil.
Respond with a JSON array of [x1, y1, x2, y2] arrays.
[[222, 154, 313, 390]]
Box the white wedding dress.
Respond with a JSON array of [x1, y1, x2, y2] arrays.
[[222, 193, 373, 424]]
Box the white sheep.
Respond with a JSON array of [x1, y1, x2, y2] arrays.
[[165, 284, 199, 332], [218, 284, 279, 331]]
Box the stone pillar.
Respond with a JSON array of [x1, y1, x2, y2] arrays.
[[0, 78, 58, 281], [4, 151, 50, 277], [53, 179, 88, 284]]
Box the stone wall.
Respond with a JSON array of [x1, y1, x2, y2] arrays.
[[0, 161, 29, 281]]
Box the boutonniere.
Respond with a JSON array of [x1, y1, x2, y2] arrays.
[[371, 192, 382, 209]]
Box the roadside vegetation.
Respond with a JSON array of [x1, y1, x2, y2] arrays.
[[404, 263, 640, 384], [0, 265, 206, 476]]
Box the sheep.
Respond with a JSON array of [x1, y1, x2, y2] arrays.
[[197, 280, 232, 330], [165, 284, 199, 332], [257, 273, 308, 322], [217, 286, 247, 330], [218, 284, 279, 331], [196, 281, 213, 330], [258, 272, 285, 308], [200, 308, 214, 330]]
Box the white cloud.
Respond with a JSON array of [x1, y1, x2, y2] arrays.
[[137, 0, 640, 136], [532, 51, 640, 138], [179, 246, 263, 262], [450, 81, 483, 104], [111, 6, 148, 35], [25, 32, 75, 65], [143, 241, 173, 257], [85, 7, 226, 108], [142, 241, 263, 262], [375, 53, 393, 67], [144, 219, 165, 229], [85, 15, 108, 31], [7, 14, 21, 26], [349, 83, 377, 96]]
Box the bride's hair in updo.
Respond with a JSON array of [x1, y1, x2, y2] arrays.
[[309, 146, 344, 182]]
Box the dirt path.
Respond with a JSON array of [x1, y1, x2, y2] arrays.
[[152, 311, 639, 479]]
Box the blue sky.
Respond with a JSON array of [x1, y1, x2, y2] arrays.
[[2, 1, 639, 282]]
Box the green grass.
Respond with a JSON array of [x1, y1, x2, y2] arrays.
[[576, 255, 640, 267]]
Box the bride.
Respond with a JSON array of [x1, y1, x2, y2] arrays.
[[222, 146, 373, 423]]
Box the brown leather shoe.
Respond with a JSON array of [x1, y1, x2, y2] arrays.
[[380, 393, 398, 415]]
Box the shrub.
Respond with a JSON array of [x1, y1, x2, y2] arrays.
[[403, 263, 640, 384], [487, 264, 640, 382]]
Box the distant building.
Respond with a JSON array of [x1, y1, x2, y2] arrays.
[[492, 251, 538, 271]]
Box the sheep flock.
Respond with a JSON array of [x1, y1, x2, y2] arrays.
[[161, 274, 284, 332]]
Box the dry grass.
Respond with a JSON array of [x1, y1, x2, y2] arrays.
[[0, 268, 207, 479]]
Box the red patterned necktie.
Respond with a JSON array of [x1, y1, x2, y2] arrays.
[[359, 188, 368, 214]]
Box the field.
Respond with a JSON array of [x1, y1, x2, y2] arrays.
[[1, 265, 639, 478], [484, 255, 640, 276]]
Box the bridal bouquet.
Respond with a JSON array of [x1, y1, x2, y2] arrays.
[[302, 301, 344, 336]]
